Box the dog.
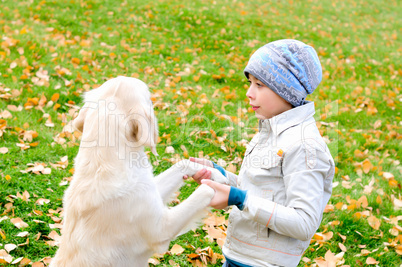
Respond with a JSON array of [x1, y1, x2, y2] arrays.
[[50, 76, 225, 267]]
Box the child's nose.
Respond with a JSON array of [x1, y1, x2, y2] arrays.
[[246, 86, 254, 99]]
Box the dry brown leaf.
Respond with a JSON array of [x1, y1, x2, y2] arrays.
[[16, 231, 29, 237], [148, 258, 160, 265], [396, 245, 402, 255], [382, 172, 394, 179], [338, 243, 347, 252], [0, 249, 13, 263], [4, 244, 17, 253], [7, 105, 23, 112], [393, 198, 402, 210], [170, 244, 185, 255], [0, 110, 12, 119], [367, 216, 381, 230], [362, 159, 372, 174], [17, 190, 30, 202], [10, 218, 29, 229], [366, 257, 379, 264], [35, 198, 50, 205]]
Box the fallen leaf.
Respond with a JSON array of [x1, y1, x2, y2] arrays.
[[393, 198, 402, 210], [165, 146, 175, 154], [170, 244, 184, 255], [16, 231, 29, 237], [4, 244, 17, 253], [366, 257, 379, 264], [10, 218, 29, 229], [339, 243, 347, 252], [11, 257, 24, 265], [367, 216, 381, 230], [362, 159, 372, 173], [383, 172, 394, 179], [148, 258, 160, 265], [35, 198, 50, 205], [396, 245, 402, 255], [0, 249, 13, 263]]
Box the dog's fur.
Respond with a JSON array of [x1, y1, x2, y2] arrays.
[[50, 76, 225, 267]]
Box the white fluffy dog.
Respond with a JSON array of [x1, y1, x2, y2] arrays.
[[50, 76, 225, 267]]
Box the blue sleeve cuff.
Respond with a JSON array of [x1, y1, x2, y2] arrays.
[[228, 187, 248, 210], [212, 162, 226, 177]]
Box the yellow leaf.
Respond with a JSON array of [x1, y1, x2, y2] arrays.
[[362, 159, 372, 174], [335, 202, 344, 210], [323, 204, 334, 212], [0, 229, 6, 239], [357, 195, 368, 208], [367, 216, 381, 230], [389, 179, 398, 187], [30, 142, 39, 147], [51, 93, 60, 102], [71, 58, 80, 64], [395, 245, 402, 255]]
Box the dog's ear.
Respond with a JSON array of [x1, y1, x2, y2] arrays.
[[128, 106, 159, 156], [73, 106, 89, 132]]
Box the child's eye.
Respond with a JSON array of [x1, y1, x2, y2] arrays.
[[247, 80, 251, 84]]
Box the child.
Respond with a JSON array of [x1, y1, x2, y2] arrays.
[[188, 39, 335, 267]]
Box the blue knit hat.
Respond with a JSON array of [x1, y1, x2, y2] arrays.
[[244, 39, 322, 107]]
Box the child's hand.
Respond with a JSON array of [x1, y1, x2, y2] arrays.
[[201, 179, 230, 209], [183, 157, 213, 184]]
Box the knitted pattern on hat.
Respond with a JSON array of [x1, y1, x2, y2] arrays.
[[244, 39, 322, 107]]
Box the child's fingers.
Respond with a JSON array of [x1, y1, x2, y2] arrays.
[[192, 169, 211, 184], [201, 179, 230, 209]]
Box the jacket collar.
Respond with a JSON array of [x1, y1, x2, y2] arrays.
[[258, 101, 316, 136]]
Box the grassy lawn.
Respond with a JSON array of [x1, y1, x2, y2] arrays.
[[0, 0, 401, 266]]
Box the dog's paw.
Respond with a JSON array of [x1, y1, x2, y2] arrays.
[[173, 159, 202, 177], [198, 183, 215, 199], [209, 168, 229, 184]]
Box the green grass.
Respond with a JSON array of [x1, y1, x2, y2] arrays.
[[1, 0, 401, 266]]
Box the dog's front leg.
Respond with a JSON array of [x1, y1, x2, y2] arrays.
[[154, 164, 187, 203], [158, 184, 215, 243]]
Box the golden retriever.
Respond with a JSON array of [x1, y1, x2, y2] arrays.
[[50, 76, 224, 267]]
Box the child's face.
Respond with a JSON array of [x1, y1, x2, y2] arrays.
[[246, 74, 292, 120]]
